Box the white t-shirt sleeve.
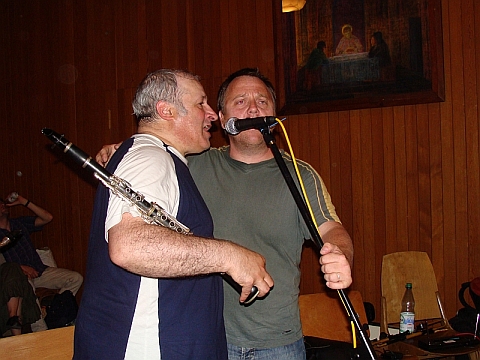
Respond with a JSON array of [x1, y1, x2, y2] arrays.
[[104, 137, 180, 242]]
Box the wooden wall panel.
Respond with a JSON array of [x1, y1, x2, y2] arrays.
[[448, 0, 470, 312], [1, 0, 479, 323], [350, 110, 366, 295], [462, 0, 480, 285]]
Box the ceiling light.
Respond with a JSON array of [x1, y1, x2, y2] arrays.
[[282, 0, 306, 12]]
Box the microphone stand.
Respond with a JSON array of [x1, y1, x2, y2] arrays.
[[259, 126, 377, 360]]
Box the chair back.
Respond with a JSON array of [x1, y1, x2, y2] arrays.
[[299, 290, 368, 343], [380, 251, 448, 334]]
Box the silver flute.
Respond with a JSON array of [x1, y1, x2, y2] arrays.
[[42, 128, 191, 234], [42, 128, 259, 304]]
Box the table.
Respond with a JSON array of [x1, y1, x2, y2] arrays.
[[0, 326, 74, 359], [372, 327, 480, 359], [322, 52, 380, 84]]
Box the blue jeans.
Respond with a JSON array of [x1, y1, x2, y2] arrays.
[[227, 338, 306, 360]]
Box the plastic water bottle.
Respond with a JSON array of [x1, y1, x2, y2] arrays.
[[399, 282, 415, 333]]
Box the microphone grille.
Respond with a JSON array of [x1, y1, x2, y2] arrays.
[[224, 117, 239, 135]]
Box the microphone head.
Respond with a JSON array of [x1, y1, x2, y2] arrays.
[[224, 117, 240, 135]]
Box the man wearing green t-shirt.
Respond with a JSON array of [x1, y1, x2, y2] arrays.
[[189, 68, 353, 360]]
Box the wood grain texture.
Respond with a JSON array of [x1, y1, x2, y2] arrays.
[[1, 0, 479, 322]]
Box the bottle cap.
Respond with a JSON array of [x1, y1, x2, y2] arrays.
[[406, 283, 412, 289]]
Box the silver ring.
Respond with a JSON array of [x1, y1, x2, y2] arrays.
[[336, 272, 341, 281]]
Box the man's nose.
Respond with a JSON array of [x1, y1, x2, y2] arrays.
[[247, 103, 259, 116], [205, 106, 218, 122]]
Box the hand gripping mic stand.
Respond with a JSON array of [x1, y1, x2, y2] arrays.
[[259, 126, 377, 360]]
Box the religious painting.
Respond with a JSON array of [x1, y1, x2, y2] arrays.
[[274, 0, 444, 115]]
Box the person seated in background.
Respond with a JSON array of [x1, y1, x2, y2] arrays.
[[0, 194, 83, 331], [306, 41, 329, 70], [0, 261, 41, 336], [368, 31, 393, 81], [335, 24, 363, 55], [368, 31, 391, 68], [303, 40, 330, 90]]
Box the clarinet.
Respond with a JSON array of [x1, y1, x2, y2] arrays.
[[42, 128, 191, 234], [41, 128, 259, 304]]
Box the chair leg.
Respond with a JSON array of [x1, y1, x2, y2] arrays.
[[380, 296, 389, 335], [436, 291, 452, 328]]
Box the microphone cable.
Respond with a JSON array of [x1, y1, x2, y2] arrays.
[[274, 118, 358, 349]]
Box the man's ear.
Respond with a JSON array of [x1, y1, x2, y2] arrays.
[[156, 101, 175, 120], [219, 111, 226, 129]]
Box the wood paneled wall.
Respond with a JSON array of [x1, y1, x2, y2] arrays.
[[1, 0, 479, 322]]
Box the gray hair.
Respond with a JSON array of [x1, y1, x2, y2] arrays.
[[132, 69, 200, 122]]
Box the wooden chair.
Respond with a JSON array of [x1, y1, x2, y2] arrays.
[[380, 251, 450, 335], [380, 251, 480, 359], [299, 289, 369, 343]]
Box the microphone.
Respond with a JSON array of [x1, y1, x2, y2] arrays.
[[225, 116, 279, 135]]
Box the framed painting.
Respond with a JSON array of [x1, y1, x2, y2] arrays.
[[274, 0, 444, 115]]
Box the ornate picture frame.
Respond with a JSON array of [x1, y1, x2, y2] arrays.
[[274, 0, 445, 115]]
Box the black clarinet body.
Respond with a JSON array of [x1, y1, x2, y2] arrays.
[[42, 128, 191, 234]]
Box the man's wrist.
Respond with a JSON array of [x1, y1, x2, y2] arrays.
[[24, 200, 31, 207]]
